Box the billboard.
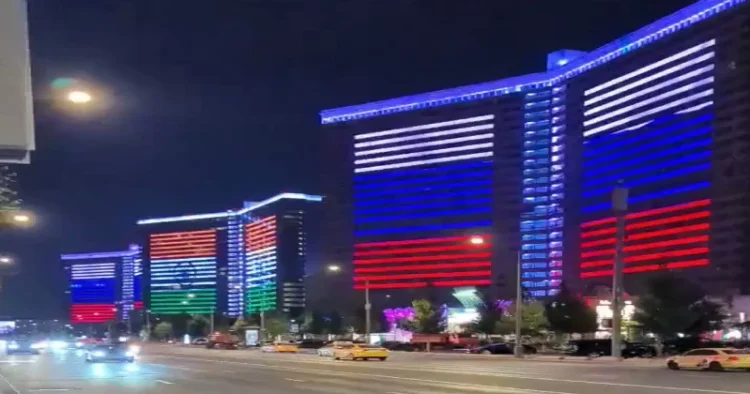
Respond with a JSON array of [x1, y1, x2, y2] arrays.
[[0, 0, 35, 163]]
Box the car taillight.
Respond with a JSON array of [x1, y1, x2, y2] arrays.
[[727, 356, 740, 361]]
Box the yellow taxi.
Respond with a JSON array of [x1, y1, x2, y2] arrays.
[[273, 341, 299, 353], [333, 343, 389, 361], [667, 348, 750, 371]]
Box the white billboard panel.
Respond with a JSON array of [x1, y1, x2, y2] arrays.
[[0, 0, 34, 164]]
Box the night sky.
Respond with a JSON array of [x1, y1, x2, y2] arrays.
[[1, 0, 695, 318]]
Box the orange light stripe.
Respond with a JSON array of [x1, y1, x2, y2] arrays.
[[150, 252, 216, 259], [150, 230, 216, 239]]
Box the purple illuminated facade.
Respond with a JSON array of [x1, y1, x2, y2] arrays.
[[322, 0, 750, 299]]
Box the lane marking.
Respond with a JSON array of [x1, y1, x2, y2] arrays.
[[29, 390, 71, 392], [156, 380, 174, 385], [0, 372, 21, 394], [151, 355, 750, 394], [284, 378, 306, 382]]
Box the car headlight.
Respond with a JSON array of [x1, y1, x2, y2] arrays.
[[128, 345, 141, 354], [75, 342, 84, 348], [31, 341, 47, 349], [50, 341, 67, 349], [125, 351, 135, 357], [92, 351, 106, 357], [8, 342, 19, 350]]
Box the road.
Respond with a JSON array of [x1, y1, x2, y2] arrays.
[[1, 346, 748, 394]]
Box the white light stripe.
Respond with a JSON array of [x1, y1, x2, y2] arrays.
[[584, 39, 715, 96], [247, 273, 277, 282], [247, 256, 276, 265], [355, 151, 493, 173], [151, 275, 217, 280], [583, 89, 713, 137], [151, 269, 216, 275], [151, 281, 216, 287], [151, 263, 216, 269], [354, 143, 493, 165], [71, 268, 116, 273], [150, 257, 216, 263], [584, 77, 713, 127], [246, 267, 277, 275], [71, 264, 116, 270], [71, 275, 115, 279], [584, 64, 714, 116], [246, 246, 276, 256], [675, 101, 713, 114], [355, 133, 494, 157], [584, 52, 715, 107], [355, 115, 494, 140], [354, 124, 494, 149]]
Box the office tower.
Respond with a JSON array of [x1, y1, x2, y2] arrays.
[[321, 0, 750, 298], [137, 193, 322, 318], [61, 246, 142, 324]]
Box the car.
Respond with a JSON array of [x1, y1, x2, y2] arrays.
[[667, 348, 750, 371], [192, 338, 208, 346], [6, 339, 42, 355], [333, 344, 388, 361], [563, 339, 655, 358], [470, 343, 537, 355], [85, 343, 136, 363]]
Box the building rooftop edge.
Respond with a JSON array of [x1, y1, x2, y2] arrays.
[[320, 0, 744, 124]]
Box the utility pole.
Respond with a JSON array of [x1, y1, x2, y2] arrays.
[[514, 251, 523, 358], [611, 183, 628, 360], [145, 309, 152, 341], [210, 308, 215, 334], [260, 310, 266, 342], [365, 279, 371, 344]]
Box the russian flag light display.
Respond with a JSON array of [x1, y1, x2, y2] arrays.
[[579, 39, 715, 279], [245, 215, 278, 313]]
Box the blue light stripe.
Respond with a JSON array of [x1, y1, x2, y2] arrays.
[[583, 151, 711, 187], [354, 170, 493, 190], [355, 221, 493, 236], [584, 139, 711, 177], [584, 126, 712, 166], [356, 180, 493, 198], [355, 197, 493, 216], [582, 182, 710, 213], [355, 208, 492, 224], [354, 161, 492, 182], [355, 189, 493, 207], [583, 164, 711, 198]]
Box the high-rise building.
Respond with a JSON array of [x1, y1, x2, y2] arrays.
[[321, 0, 750, 299], [61, 246, 143, 325], [137, 193, 322, 318]]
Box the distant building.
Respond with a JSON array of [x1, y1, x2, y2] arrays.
[[61, 246, 142, 325], [321, 0, 750, 300], [137, 193, 322, 319]]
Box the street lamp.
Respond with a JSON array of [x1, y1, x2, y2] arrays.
[[67, 90, 93, 104], [327, 264, 342, 273], [469, 236, 485, 245], [12, 214, 30, 223]]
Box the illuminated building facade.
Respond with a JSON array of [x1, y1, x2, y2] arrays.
[[137, 193, 322, 318], [61, 246, 142, 325], [321, 0, 750, 298]]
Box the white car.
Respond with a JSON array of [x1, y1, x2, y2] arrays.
[[317, 344, 335, 357], [260, 344, 276, 353]]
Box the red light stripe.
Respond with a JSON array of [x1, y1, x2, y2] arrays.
[[354, 243, 489, 257], [581, 200, 711, 229], [354, 282, 428, 290], [582, 224, 711, 249], [150, 252, 216, 259], [581, 238, 616, 249], [354, 262, 491, 274], [581, 211, 710, 239], [355, 236, 484, 249], [150, 245, 215, 252], [354, 270, 491, 282], [150, 230, 216, 239], [581, 236, 709, 258], [581, 247, 709, 268], [432, 279, 492, 287], [581, 259, 709, 278], [150, 237, 216, 245], [355, 252, 491, 265]]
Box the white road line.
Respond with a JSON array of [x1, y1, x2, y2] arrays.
[[156, 380, 174, 385], [29, 389, 71, 392], [0, 372, 21, 394], [284, 378, 306, 382], [151, 355, 750, 394]]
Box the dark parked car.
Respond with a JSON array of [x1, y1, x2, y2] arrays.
[[564, 339, 655, 358], [470, 343, 537, 355], [86, 343, 135, 363]]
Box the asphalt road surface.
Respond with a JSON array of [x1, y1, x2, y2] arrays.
[[1, 346, 748, 394]]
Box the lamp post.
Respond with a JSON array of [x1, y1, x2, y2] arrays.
[[611, 183, 628, 360], [327, 264, 370, 343]]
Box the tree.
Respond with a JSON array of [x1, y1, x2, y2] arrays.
[[153, 322, 173, 340], [545, 284, 598, 335], [328, 311, 344, 335], [632, 274, 727, 341], [497, 301, 549, 337], [264, 314, 289, 341], [187, 315, 210, 337], [404, 299, 445, 334], [468, 295, 505, 334], [304, 311, 326, 335]]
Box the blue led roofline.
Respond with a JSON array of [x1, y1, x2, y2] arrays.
[[582, 182, 711, 213], [584, 126, 712, 166], [320, 0, 746, 124], [136, 192, 323, 225], [582, 163, 711, 198]]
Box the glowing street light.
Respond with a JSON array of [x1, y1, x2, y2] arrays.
[[327, 264, 342, 273], [469, 236, 485, 245], [67, 90, 93, 104], [12, 214, 30, 223], [0, 257, 12, 264]]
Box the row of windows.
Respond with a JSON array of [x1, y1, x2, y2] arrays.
[[522, 231, 562, 241]]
